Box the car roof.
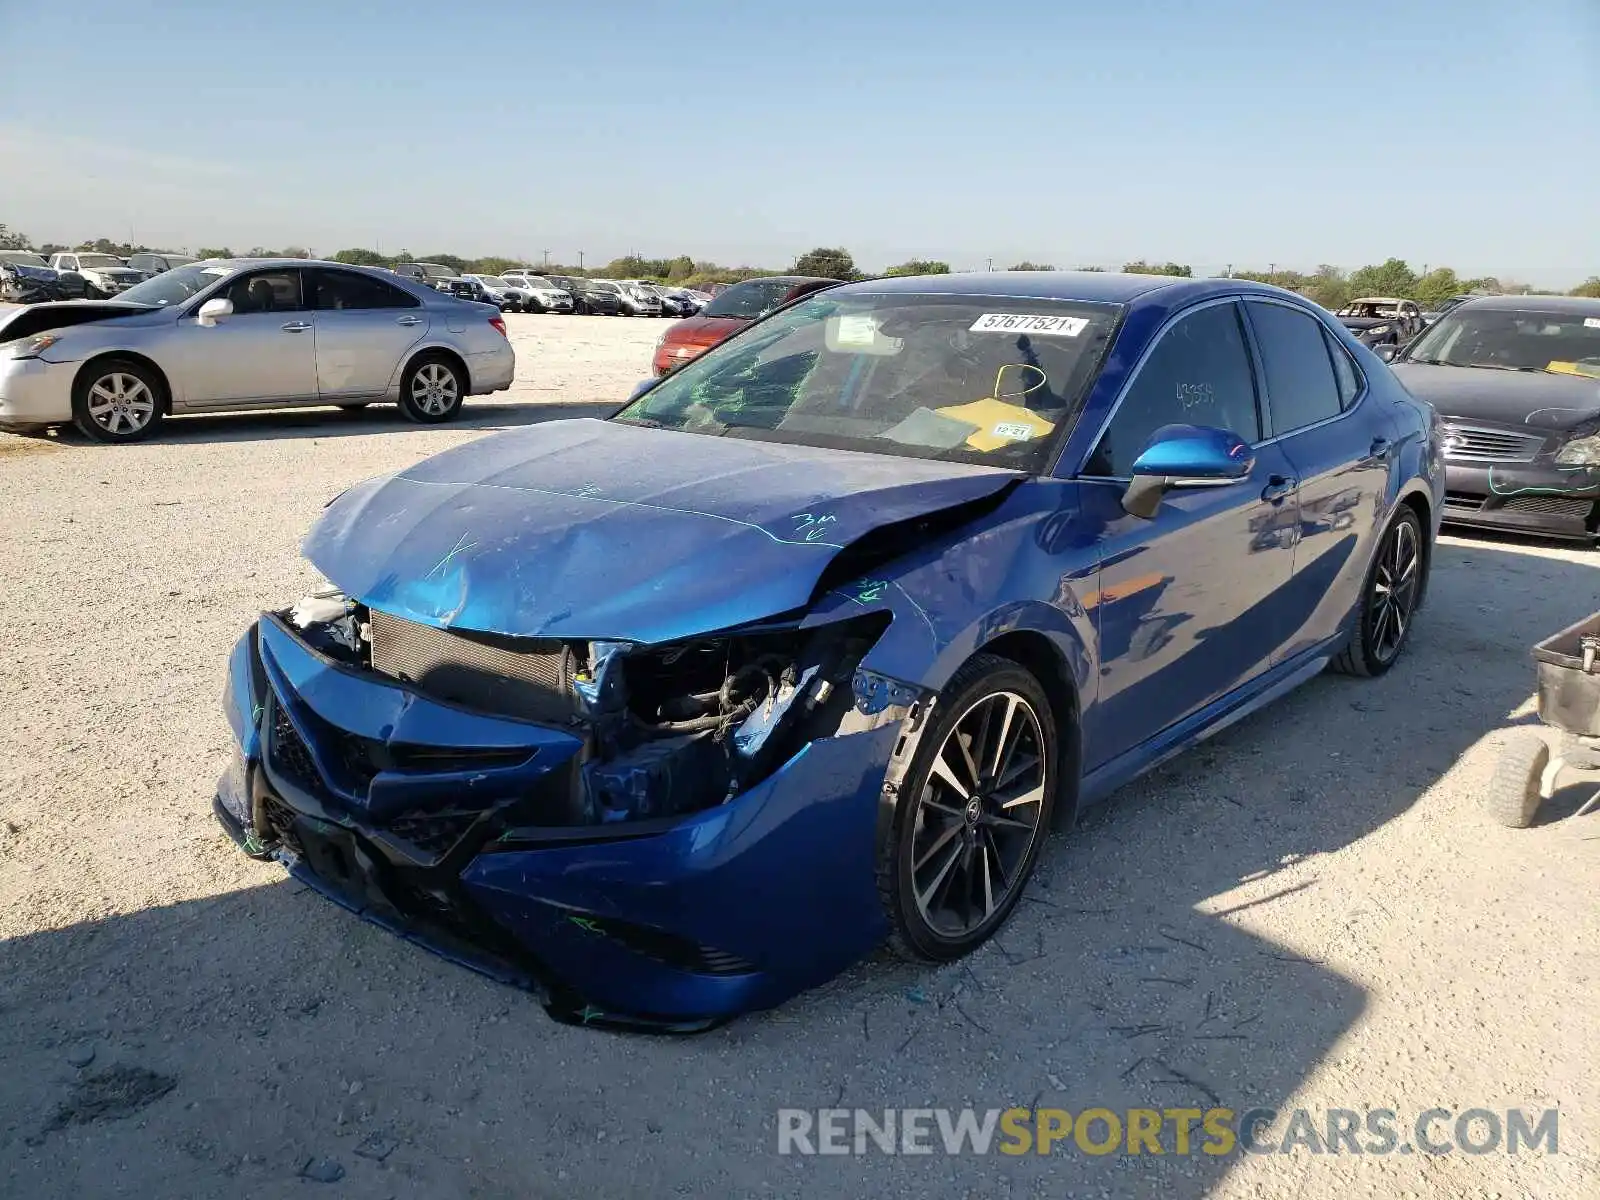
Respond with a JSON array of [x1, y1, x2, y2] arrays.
[[1347, 296, 1408, 305], [829, 270, 1290, 306], [1450, 293, 1600, 314]]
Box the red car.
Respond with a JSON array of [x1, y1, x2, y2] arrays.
[[651, 275, 838, 376]]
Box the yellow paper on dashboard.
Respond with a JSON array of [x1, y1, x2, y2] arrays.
[[1545, 361, 1600, 379], [933, 397, 1056, 452]]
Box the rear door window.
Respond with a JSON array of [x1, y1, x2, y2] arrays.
[[1244, 300, 1343, 434], [310, 269, 419, 310]]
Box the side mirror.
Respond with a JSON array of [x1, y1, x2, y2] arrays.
[[1374, 345, 1398, 363], [1122, 424, 1254, 520], [196, 296, 233, 327]]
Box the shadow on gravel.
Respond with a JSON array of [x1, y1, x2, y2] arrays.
[[19, 399, 619, 449], [1, 538, 1596, 1199]]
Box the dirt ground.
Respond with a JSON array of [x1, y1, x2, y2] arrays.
[[1, 310, 1596, 1199]]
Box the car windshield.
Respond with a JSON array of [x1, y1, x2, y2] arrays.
[[592, 281, 621, 294], [116, 263, 235, 306], [1402, 305, 1600, 375], [521, 276, 555, 288], [158, 255, 197, 269], [613, 292, 1120, 470], [76, 254, 126, 269], [421, 265, 457, 279], [702, 277, 811, 319], [0, 251, 49, 267], [1342, 301, 1404, 319]]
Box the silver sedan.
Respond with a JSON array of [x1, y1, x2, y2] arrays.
[[0, 258, 516, 442]]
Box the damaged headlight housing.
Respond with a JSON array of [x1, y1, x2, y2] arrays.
[[7, 333, 61, 360], [1364, 324, 1392, 340], [1556, 434, 1600, 466]]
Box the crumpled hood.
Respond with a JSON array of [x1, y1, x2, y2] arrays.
[[1393, 362, 1600, 431], [304, 417, 1021, 643], [0, 300, 162, 343]]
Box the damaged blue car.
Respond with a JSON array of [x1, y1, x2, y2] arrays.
[[215, 271, 1444, 1030]]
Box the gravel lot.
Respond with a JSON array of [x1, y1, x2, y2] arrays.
[[1, 310, 1596, 1199]]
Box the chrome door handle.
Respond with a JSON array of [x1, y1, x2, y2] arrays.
[[1261, 475, 1297, 504], [396, 315, 422, 326], [281, 321, 311, 332]]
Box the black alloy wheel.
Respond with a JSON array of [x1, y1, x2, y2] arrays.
[[1331, 506, 1425, 677], [881, 654, 1057, 961]]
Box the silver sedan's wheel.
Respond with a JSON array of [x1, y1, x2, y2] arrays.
[[70, 358, 165, 443], [399, 356, 465, 424], [881, 653, 1058, 961]]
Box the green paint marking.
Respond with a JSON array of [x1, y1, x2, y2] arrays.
[[568, 916, 605, 935]]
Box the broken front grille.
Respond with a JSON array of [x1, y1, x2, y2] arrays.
[[367, 609, 578, 723], [1441, 425, 1544, 463], [384, 809, 484, 859], [270, 703, 319, 788]]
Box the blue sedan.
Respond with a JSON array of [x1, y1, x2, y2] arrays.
[[214, 271, 1443, 1030]]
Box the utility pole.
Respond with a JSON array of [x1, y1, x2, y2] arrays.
[[542, 249, 550, 267], [578, 250, 584, 270], [986, 257, 993, 272], [1225, 263, 1233, 278]]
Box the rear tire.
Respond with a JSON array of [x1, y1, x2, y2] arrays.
[[1484, 733, 1548, 828], [1559, 730, 1600, 771], [1331, 506, 1426, 677], [398, 355, 465, 424]]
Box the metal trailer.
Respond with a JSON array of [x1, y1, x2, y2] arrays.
[[1487, 611, 1600, 827]]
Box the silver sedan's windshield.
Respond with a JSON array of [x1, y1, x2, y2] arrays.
[[76, 254, 126, 269], [116, 263, 235, 307], [613, 292, 1120, 470]]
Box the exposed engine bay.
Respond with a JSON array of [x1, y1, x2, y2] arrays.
[[283, 589, 893, 828]]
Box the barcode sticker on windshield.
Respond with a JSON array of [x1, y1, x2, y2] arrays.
[[834, 313, 880, 347], [1586, 318, 1600, 329], [970, 313, 1089, 336]]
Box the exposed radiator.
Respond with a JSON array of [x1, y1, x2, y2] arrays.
[[368, 608, 577, 723]]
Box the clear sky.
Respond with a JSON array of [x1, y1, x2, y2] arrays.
[[2, 0, 1596, 286]]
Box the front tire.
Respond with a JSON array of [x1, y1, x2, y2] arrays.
[[71, 358, 165, 443], [1331, 505, 1426, 677], [879, 654, 1057, 962], [398, 355, 465, 424]]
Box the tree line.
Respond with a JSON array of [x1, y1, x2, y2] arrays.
[[4, 224, 1597, 303]]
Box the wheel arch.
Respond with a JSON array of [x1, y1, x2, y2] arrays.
[[402, 343, 471, 392], [72, 351, 173, 414], [1394, 483, 1435, 610], [974, 628, 1085, 830]]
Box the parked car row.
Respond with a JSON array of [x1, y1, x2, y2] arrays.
[[388, 262, 709, 318], [0, 248, 202, 304]]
